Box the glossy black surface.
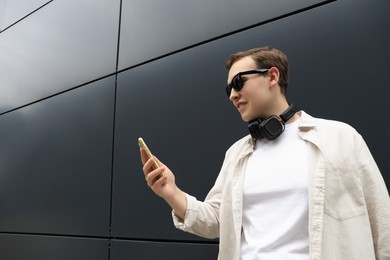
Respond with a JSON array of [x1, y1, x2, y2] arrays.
[[118, 0, 328, 70], [0, 77, 115, 236], [0, 0, 119, 114], [0, 0, 389, 258], [110, 240, 218, 259], [0, 234, 108, 260], [0, 0, 50, 30]]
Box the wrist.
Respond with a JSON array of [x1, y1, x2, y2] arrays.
[[165, 186, 184, 205], [164, 187, 187, 219]]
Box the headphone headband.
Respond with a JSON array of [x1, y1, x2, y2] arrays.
[[280, 104, 296, 123]]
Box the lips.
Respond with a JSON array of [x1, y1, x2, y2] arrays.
[[235, 101, 247, 111]]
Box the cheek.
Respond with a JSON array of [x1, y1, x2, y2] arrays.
[[250, 87, 272, 113], [250, 88, 266, 104]]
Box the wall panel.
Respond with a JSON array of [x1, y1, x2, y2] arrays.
[[111, 240, 218, 260], [0, 0, 50, 30], [0, 234, 108, 260], [118, 0, 329, 70], [112, 44, 239, 240], [0, 0, 6, 30], [0, 0, 119, 114], [0, 77, 115, 236]]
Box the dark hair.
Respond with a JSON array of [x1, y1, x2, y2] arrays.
[[226, 46, 289, 95]]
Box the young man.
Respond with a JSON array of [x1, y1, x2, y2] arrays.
[[140, 46, 390, 260]]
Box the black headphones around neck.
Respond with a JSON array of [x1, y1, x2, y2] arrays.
[[248, 104, 296, 140]]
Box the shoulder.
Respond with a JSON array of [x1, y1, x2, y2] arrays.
[[300, 111, 364, 154], [224, 134, 253, 158], [300, 111, 360, 136]]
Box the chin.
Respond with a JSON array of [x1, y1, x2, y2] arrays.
[[241, 114, 253, 123], [242, 113, 262, 123]]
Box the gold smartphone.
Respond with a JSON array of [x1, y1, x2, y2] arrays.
[[138, 137, 160, 170]]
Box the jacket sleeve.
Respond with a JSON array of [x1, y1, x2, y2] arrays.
[[172, 191, 220, 239], [357, 134, 390, 259]]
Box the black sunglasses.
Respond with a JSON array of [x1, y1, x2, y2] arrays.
[[226, 69, 270, 97]]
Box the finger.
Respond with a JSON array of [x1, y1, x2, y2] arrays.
[[151, 174, 168, 187], [140, 148, 160, 171], [140, 148, 149, 165], [146, 167, 166, 186], [148, 170, 167, 186], [143, 157, 156, 176]]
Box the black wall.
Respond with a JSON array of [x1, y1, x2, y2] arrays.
[[0, 0, 389, 258]]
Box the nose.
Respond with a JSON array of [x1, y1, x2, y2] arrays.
[[229, 88, 239, 101]]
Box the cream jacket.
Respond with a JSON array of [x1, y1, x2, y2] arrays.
[[173, 111, 390, 260]]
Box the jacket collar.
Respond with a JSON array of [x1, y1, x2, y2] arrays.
[[298, 110, 317, 129], [297, 111, 320, 147]]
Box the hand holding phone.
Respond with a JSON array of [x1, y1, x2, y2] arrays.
[[138, 137, 160, 170], [138, 138, 186, 218]]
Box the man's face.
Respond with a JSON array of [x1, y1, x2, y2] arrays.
[[227, 56, 273, 122]]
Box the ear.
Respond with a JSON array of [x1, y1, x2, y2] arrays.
[[268, 67, 280, 87]]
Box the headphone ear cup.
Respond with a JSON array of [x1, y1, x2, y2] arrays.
[[248, 116, 285, 140], [261, 116, 285, 140], [248, 119, 263, 139], [247, 105, 295, 140]]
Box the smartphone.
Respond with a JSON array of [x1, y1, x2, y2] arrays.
[[138, 137, 160, 170]]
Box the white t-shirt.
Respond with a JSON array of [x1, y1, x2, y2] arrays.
[[240, 119, 309, 260]]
